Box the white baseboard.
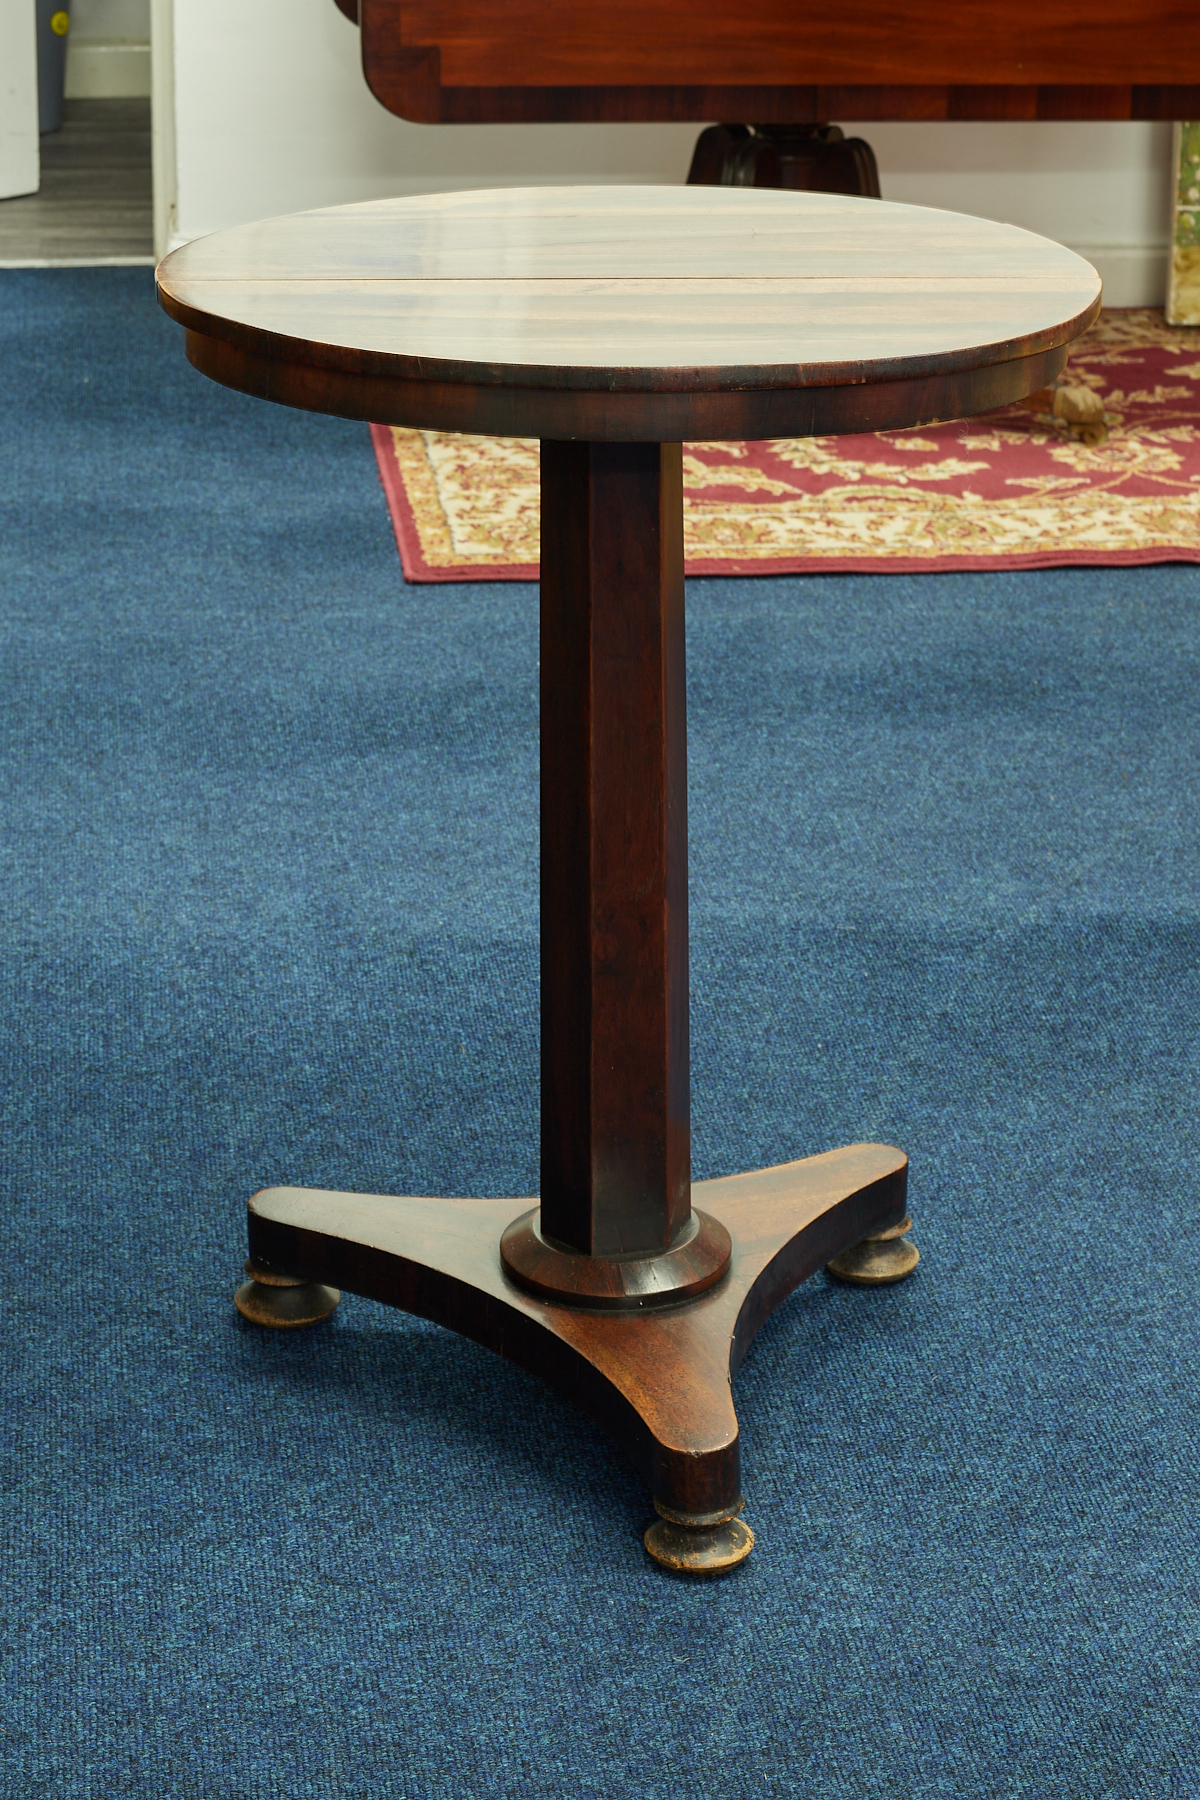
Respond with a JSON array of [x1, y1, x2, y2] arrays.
[[1068, 244, 1168, 308], [64, 40, 151, 100]]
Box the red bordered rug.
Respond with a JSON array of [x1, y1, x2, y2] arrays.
[[370, 309, 1200, 582]]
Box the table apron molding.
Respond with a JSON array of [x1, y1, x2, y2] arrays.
[[181, 327, 1077, 442]]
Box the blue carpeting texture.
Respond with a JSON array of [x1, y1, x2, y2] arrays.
[[2, 269, 1199, 1797]]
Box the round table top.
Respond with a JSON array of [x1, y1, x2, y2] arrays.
[[157, 185, 1101, 442]]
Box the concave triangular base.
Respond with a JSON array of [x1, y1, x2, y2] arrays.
[[241, 1141, 912, 1549]]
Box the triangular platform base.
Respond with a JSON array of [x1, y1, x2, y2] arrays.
[[238, 1141, 916, 1570]]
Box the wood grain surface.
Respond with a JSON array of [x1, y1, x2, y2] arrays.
[[369, 0, 1195, 89], [539, 443, 690, 1260], [357, 0, 1200, 124], [246, 1142, 909, 1514], [157, 187, 1099, 443]]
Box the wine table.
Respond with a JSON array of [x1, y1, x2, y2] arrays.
[[157, 186, 1099, 1572]]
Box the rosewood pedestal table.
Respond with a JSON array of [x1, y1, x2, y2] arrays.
[[156, 187, 1099, 1573]]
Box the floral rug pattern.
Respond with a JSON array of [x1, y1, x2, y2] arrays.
[[371, 310, 1200, 580]]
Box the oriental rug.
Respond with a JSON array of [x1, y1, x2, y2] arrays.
[[371, 308, 1200, 580]]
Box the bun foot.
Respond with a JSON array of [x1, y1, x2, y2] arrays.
[[643, 1499, 754, 1574], [826, 1213, 919, 1285], [234, 1260, 341, 1328]]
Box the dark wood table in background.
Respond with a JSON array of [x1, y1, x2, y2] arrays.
[[157, 185, 1100, 1573], [335, 0, 1200, 197]]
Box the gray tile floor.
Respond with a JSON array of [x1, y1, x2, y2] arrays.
[[0, 98, 153, 266]]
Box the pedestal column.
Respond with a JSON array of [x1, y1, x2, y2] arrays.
[[500, 440, 730, 1305]]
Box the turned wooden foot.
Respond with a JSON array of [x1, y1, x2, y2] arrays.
[[826, 1213, 919, 1285], [644, 1499, 754, 1574], [234, 1259, 341, 1327]]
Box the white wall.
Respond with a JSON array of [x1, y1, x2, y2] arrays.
[[855, 121, 1173, 306], [66, 0, 151, 97], [150, 0, 174, 253], [164, 0, 1173, 303], [72, 0, 149, 33], [0, 0, 39, 201], [167, 0, 696, 248]]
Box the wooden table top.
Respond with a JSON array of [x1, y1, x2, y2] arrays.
[[157, 186, 1101, 443]]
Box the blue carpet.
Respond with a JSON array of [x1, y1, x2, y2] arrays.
[[3, 268, 1199, 1798]]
